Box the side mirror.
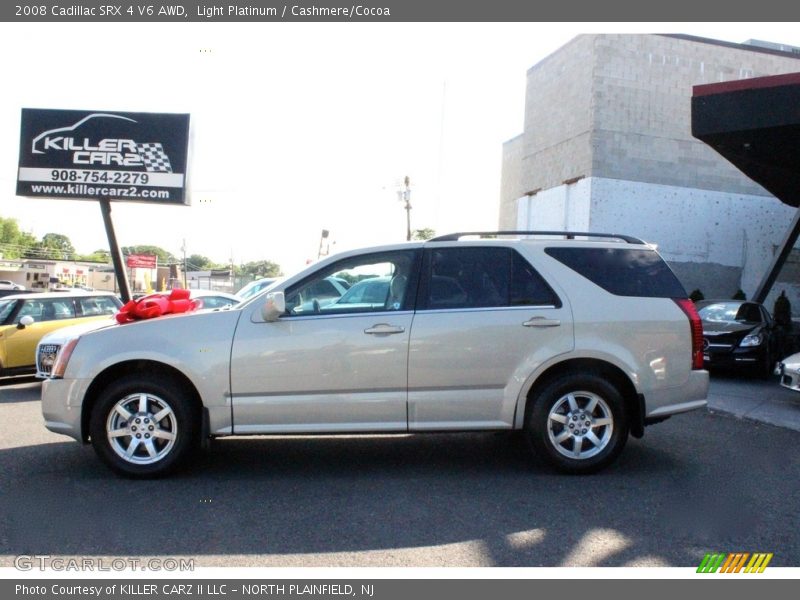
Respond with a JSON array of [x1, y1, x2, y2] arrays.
[[261, 291, 286, 322], [17, 315, 35, 329]]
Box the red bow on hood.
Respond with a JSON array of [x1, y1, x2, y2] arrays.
[[115, 289, 201, 324]]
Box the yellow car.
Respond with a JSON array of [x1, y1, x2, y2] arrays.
[[0, 291, 122, 377]]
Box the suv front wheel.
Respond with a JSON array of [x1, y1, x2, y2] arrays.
[[89, 375, 197, 478], [526, 374, 629, 474]]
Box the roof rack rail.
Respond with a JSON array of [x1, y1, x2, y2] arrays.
[[428, 231, 646, 244]]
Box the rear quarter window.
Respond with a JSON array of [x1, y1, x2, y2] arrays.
[[544, 247, 687, 298]]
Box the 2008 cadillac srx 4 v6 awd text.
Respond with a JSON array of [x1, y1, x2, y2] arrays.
[[39, 232, 709, 477]]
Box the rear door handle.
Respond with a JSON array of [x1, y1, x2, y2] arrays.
[[523, 317, 561, 328], [364, 324, 406, 335]]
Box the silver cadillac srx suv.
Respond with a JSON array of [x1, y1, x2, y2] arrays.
[[39, 231, 709, 477]]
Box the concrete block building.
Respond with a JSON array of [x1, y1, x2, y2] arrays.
[[500, 34, 800, 307]]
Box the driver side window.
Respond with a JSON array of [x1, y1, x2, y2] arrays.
[[285, 251, 418, 316]]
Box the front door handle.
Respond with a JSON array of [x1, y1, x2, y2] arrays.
[[364, 324, 406, 335], [523, 317, 561, 328]]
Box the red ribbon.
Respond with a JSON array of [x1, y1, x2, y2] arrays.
[[115, 289, 201, 324]]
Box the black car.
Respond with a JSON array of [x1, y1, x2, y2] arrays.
[[696, 300, 780, 377]]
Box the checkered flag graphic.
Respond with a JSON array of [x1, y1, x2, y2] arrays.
[[136, 143, 173, 173]]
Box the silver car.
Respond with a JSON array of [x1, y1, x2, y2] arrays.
[[40, 232, 708, 478]]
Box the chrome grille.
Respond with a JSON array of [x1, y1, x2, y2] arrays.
[[37, 343, 60, 377]]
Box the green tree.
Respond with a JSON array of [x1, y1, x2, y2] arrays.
[[26, 232, 76, 260], [412, 228, 436, 241], [237, 260, 282, 278], [187, 254, 214, 270], [0, 216, 37, 258], [41, 233, 75, 258], [77, 249, 112, 263]]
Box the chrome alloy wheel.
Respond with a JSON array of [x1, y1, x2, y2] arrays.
[[106, 393, 178, 465], [546, 391, 613, 460]]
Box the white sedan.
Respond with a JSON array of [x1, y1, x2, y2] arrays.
[[0, 280, 25, 291], [776, 353, 800, 392]]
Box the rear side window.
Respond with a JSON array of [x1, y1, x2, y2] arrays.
[[421, 247, 560, 310], [77, 296, 119, 316], [545, 247, 686, 298]]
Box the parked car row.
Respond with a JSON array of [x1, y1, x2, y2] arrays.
[[0, 291, 123, 377], [11, 237, 800, 479], [696, 299, 782, 379], [8, 284, 799, 387], [696, 297, 800, 397]]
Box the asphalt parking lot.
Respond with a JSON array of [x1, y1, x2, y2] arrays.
[[1, 374, 798, 568]]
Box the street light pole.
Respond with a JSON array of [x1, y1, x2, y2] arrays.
[[399, 175, 412, 241]]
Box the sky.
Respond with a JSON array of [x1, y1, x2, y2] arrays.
[[3, 22, 800, 275]]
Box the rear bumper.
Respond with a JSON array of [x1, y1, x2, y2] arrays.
[[645, 370, 709, 419]]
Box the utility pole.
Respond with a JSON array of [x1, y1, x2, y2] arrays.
[[398, 175, 412, 241], [230, 248, 235, 293], [318, 229, 330, 259], [181, 238, 187, 289]]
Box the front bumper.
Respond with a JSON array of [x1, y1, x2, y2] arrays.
[[776, 361, 800, 393], [703, 345, 765, 370], [41, 377, 89, 442]]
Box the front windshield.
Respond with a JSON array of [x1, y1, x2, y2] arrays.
[[697, 302, 759, 323], [0, 299, 17, 323], [237, 279, 277, 299]]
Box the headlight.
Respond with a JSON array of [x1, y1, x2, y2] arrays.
[[740, 333, 763, 347], [51, 337, 80, 378]]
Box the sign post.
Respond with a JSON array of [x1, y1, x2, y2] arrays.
[[99, 199, 132, 301], [17, 108, 191, 302]]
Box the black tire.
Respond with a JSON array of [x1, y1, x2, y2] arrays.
[[525, 373, 629, 474], [756, 351, 775, 380], [89, 375, 198, 478]]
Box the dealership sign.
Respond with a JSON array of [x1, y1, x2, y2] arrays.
[[17, 108, 190, 204]]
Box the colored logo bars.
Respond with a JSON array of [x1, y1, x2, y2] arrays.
[[697, 552, 773, 573]]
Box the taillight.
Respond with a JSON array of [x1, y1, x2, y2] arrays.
[[674, 298, 704, 370]]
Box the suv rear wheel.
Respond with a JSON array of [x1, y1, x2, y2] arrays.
[[526, 373, 629, 474], [89, 375, 197, 478]]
